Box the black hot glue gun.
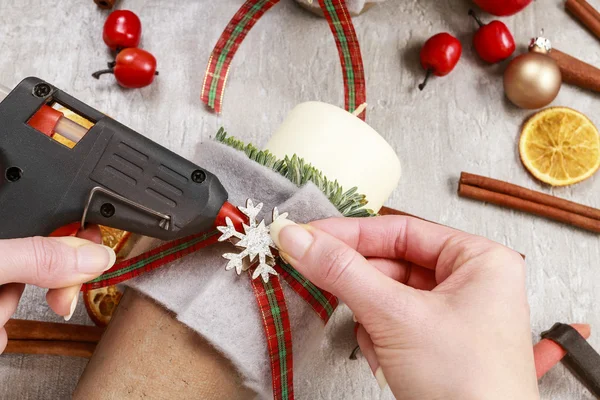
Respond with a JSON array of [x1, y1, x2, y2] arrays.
[[0, 77, 229, 240]]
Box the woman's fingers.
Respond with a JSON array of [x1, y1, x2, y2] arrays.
[[310, 216, 460, 270], [0, 225, 105, 328], [0, 283, 24, 353], [0, 283, 25, 327], [44, 225, 103, 321], [46, 285, 82, 321], [0, 236, 115, 288], [271, 220, 414, 322], [356, 324, 387, 389], [44, 225, 103, 320], [368, 258, 437, 290]]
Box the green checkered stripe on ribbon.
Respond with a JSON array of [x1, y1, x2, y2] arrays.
[[276, 261, 338, 323], [318, 0, 367, 120], [82, 230, 220, 291], [251, 274, 294, 400], [201, 0, 281, 112]]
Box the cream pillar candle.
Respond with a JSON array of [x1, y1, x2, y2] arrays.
[[265, 102, 401, 212]]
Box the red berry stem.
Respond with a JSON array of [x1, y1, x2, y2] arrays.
[[418, 69, 432, 91], [92, 68, 114, 79], [468, 9, 485, 27]]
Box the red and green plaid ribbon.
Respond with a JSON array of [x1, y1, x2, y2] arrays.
[[201, 0, 281, 113], [275, 260, 338, 323], [201, 0, 366, 120], [251, 269, 294, 400], [81, 230, 220, 291], [318, 0, 366, 119]]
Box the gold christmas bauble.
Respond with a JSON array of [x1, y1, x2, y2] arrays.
[[503, 37, 562, 110]]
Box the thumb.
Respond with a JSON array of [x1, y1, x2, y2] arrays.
[[0, 236, 116, 288], [271, 220, 401, 321]]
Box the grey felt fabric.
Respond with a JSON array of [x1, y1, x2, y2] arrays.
[[127, 141, 344, 399]]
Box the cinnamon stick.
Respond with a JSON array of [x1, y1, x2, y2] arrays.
[[460, 172, 600, 220], [4, 340, 96, 358], [5, 319, 104, 343], [458, 173, 600, 234], [566, 0, 600, 41], [577, 0, 600, 26], [550, 49, 600, 93]]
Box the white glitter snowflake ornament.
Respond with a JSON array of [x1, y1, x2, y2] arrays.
[[217, 199, 289, 283]]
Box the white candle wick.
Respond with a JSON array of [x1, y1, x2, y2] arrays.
[[352, 103, 367, 117]]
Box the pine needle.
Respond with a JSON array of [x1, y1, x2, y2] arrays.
[[214, 129, 375, 217]]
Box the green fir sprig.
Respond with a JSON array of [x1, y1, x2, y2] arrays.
[[214, 129, 374, 217]]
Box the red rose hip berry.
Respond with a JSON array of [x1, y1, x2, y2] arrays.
[[469, 10, 515, 64], [103, 10, 142, 51], [92, 48, 158, 88], [418, 33, 462, 91], [473, 0, 532, 16]]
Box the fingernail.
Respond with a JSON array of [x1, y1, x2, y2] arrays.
[[269, 218, 297, 249], [375, 367, 387, 390], [52, 237, 116, 273], [76, 244, 116, 273], [273, 223, 314, 260], [279, 251, 292, 264], [64, 287, 81, 322], [353, 314, 358, 322]]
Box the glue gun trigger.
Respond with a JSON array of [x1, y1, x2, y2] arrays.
[[81, 186, 171, 233]]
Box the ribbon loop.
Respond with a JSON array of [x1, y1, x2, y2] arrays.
[[318, 0, 367, 119], [201, 0, 281, 112], [201, 0, 366, 120]]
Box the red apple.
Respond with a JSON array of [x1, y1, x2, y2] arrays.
[[473, 0, 532, 16]]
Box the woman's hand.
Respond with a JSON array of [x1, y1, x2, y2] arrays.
[[271, 216, 539, 400], [0, 226, 115, 352]]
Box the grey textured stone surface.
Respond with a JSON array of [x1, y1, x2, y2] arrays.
[[0, 0, 598, 399]]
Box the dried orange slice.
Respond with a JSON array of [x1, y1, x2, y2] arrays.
[[84, 286, 123, 327], [520, 107, 600, 186], [99, 226, 132, 255], [84, 227, 134, 326]]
